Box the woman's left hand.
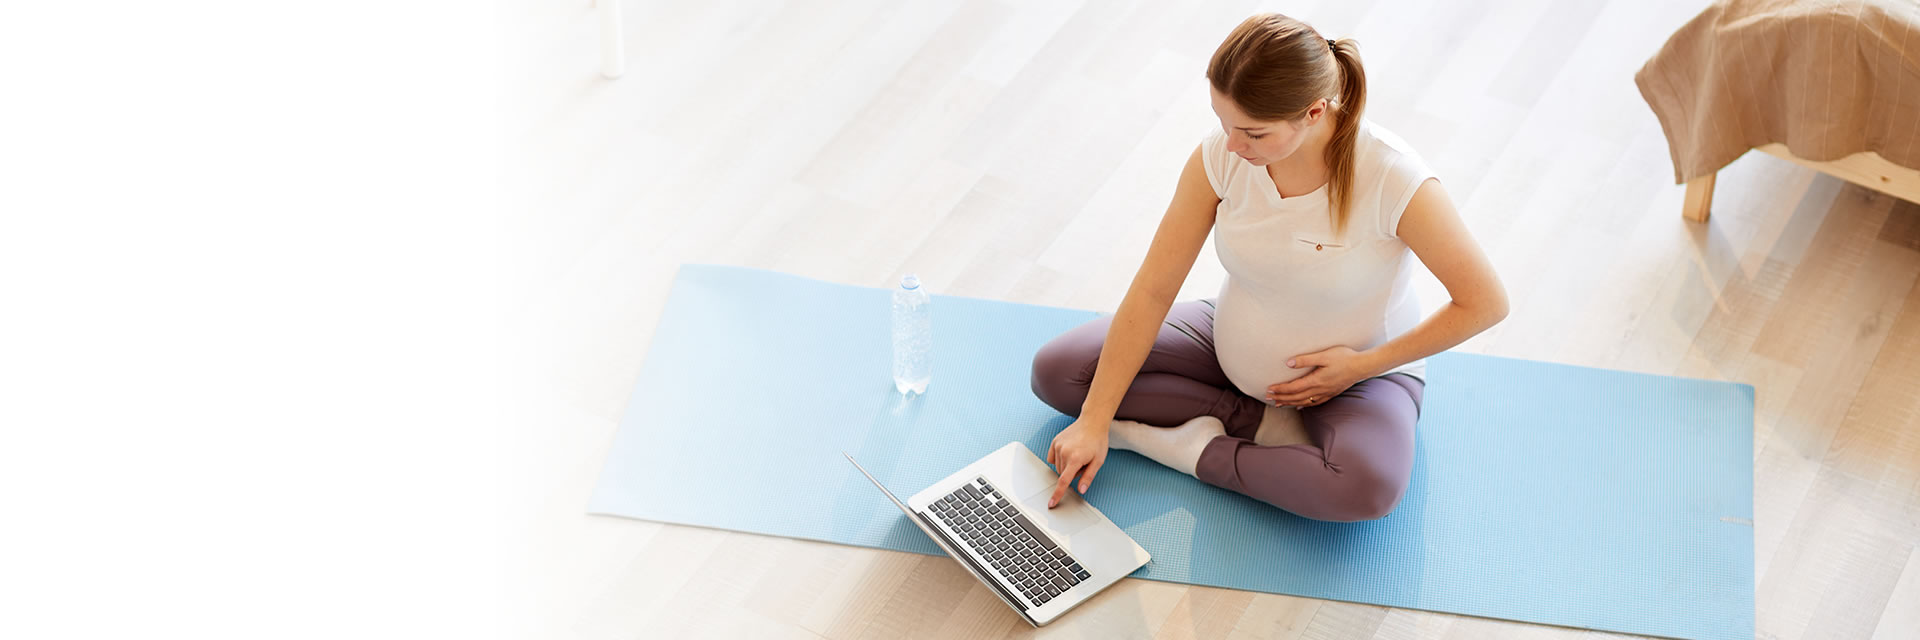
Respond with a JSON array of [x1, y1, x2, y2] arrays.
[[1267, 346, 1375, 407]]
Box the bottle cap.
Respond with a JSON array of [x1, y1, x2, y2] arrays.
[[901, 274, 921, 290]]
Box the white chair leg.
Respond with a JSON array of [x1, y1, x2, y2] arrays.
[[600, 0, 625, 79]]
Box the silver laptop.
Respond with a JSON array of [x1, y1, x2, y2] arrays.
[[843, 442, 1151, 626]]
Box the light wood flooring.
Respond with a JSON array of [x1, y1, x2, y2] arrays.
[[498, 0, 1920, 637]]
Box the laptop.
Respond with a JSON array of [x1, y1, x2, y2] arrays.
[[843, 441, 1151, 626]]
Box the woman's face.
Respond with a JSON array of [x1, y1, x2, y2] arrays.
[[1209, 88, 1324, 167]]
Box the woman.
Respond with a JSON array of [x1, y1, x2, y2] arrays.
[[1029, 14, 1507, 522]]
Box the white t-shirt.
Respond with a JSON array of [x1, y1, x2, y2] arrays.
[[1199, 118, 1434, 400]]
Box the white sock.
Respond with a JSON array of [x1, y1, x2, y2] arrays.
[[1251, 404, 1310, 447], [1107, 415, 1225, 477]]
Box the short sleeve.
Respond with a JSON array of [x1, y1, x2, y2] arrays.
[[1370, 127, 1438, 238], [1198, 129, 1232, 199]]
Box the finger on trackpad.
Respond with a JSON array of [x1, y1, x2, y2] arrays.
[[1020, 487, 1101, 534]]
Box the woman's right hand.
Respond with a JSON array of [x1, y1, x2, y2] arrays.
[[1046, 416, 1111, 509]]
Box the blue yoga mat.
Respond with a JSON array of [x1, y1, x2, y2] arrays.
[[590, 264, 1755, 639]]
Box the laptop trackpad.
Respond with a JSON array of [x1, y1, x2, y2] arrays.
[[1017, 486, 1103, 536]]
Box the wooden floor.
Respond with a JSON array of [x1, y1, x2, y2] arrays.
[[498, 0, 1920, 638]]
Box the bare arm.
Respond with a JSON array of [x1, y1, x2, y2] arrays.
[[1358, 178, 1508, 376], [1267, 177, 1507, 406], [1077, 145, 1221, 426], [1046, 143, 1221, 507]]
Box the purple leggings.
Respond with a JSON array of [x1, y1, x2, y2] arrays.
[[1029, 298, 1425, 522]]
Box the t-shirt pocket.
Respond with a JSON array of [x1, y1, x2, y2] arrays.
[[1287, 230, 1352, 266]]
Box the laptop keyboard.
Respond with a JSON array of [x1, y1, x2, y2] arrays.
[[928, 476, 1091, 607]]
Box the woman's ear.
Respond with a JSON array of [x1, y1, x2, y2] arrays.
[[1306, 99, 1330, 124]]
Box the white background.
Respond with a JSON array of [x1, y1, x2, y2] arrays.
[[1, 2, 511, 637]]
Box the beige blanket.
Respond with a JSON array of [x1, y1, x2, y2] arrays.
[[1635, 0, 1920, 184]]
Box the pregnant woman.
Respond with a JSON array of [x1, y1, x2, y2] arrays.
[[1030, 13, 1508, 522]]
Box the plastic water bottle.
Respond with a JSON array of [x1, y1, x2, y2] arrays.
[[891, 274, 932, 395]]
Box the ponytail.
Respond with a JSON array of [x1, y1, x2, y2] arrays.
[[1324, 38, 1366, 237], [1207, 15, 1367, 235]]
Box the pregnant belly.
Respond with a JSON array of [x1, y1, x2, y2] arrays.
[[1212, 294, 1379, 399]]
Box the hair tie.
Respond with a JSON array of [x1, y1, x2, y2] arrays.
[[1326, 38, 1338, 50]]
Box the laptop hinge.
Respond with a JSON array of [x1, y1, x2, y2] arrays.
[[915, 510, 1034, 622]]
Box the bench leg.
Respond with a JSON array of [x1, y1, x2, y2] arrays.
[[1682, 173, 1715, 223]]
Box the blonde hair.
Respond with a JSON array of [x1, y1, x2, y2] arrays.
[[1207, 14, 1367, 236]]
